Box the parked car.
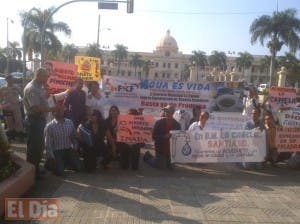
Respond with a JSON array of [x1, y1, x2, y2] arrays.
[[0, 77, 7, 88], [257, 83, 269, 93]]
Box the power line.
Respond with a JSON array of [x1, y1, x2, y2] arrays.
[[137, 9, 274, 16]]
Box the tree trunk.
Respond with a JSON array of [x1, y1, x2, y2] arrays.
[[269, 50, 276, 87]]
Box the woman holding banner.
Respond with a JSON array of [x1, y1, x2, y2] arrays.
[[119, 108, 145, 170]]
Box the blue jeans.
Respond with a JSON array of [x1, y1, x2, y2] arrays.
[[53, 149, 81, 176]]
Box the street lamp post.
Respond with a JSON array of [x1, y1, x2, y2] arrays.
[[6, 17, 14, 73], [40, 0, 132, 66], [96, 14, 111, 48]]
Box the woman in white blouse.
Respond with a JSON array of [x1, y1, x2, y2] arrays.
[[86, 81, 105, 117]]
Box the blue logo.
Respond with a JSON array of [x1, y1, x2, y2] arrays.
[[181, 142, 192, 156]]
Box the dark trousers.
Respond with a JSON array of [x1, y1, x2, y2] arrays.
[[120, 144, 141, 170], [82, 144, 111, 172], [144, 148, 172, 169], [25, 115, 46, 175], [53, 149, 81, 176]]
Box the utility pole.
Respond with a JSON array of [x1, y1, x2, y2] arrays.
[[41, 0, 134, 66], [97, 14, 101, 47]]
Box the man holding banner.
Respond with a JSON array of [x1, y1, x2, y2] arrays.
[[144, 105, 181, 169]]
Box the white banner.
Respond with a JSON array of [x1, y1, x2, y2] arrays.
[[102, 75, 245, 112], [278, 107, 300, 126], [206, 112, 251, 130], [170, 129, 266, 163]]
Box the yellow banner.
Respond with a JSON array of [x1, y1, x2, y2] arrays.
[[75, 56, 101, 81]]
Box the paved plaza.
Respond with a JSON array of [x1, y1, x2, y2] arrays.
[[1, 143, 300, 224]]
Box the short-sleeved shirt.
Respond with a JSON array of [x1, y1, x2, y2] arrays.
[[86, 94, 105, 117], [188, 121, 206, 131], [23, 80, 48, 116]]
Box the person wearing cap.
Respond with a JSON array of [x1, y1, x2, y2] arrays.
[[144, 104, 181, 169], [23, 68, 59, 178], [0, 74, 25, 141]]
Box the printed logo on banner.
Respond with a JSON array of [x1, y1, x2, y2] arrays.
[[181, 142, 192, 156]]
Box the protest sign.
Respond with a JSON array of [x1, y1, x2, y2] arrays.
[[170, 129, 266, 163], [117, 114, 155, 143], [278, 107, 300, 126], [269, 86, 297, 109], [75, 56, 101, 81], [45, 60, 77, 91], [206, 112, 251, 129], [276, 126, 300, 152]]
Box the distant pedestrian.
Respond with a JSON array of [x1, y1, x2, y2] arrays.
[[0, 74, 25, 140]]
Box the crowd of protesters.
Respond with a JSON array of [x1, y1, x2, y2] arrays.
[[0, 68, 299, 179]]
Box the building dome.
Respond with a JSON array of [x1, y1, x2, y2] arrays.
[[156, 30, 178, 53]]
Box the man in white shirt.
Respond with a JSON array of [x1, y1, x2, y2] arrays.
[[188, 111, 209, 131]]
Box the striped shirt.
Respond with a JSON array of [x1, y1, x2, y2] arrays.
[[44, 118, 77, 158]]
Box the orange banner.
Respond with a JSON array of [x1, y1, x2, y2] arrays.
[[75, 56, 101, 81], [45, 60, 77, 91], [276, 126, 300, 152], [117, 114, 155, 143]]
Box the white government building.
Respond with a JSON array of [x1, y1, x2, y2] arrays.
[[92, 30, 269, 84]]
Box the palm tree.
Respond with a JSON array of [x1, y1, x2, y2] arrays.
[[129, 53, 143, 78], [8, 41, 22, 60], [181, 64, 190, 81], [190, 50, 207, 81], [85, 43, 103, 58], [190, 50, 207, 69], [112, 44, 128, 75], [235, 51, 254, 78], [142, 60, 151, 78], [250, 8, 300, 86], [208, 51, 227, 71], [259, 56, 271, 74], [62, 44, 78, 63], [20, 7, 71, 61]]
